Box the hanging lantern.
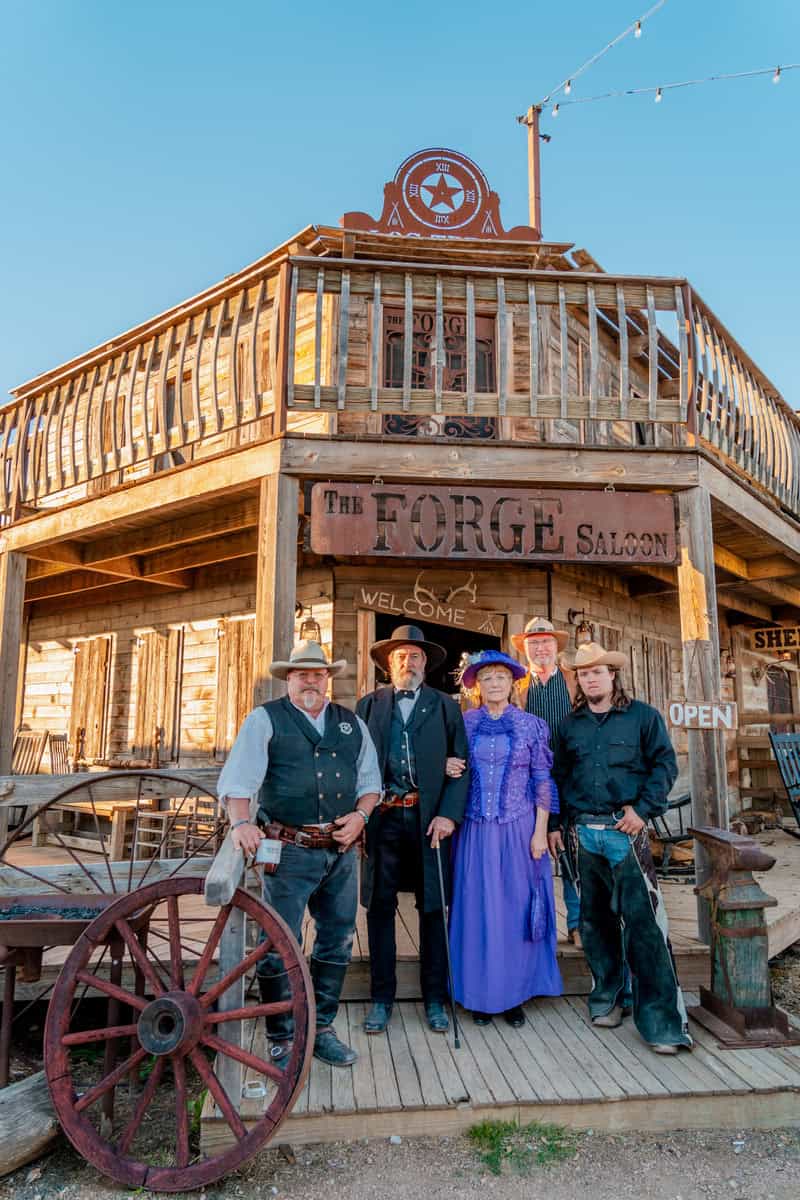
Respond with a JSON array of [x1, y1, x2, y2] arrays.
[[299, 607, 322, 643]]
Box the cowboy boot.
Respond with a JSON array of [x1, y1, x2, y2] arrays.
[[310, 958, 357, 1067], [257, 970, 293, 1068]]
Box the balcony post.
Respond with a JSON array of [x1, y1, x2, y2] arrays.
[[0, 552, 27, 844], [252, 474, 299, 706], [676, 487, 728, 943]]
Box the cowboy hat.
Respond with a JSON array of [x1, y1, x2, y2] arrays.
[[510, 616, 569, 653], [562, 641, 628, 673], [269, 639, 347, 680], [459, 649, 527, 691], [369, 624, 446, 672]]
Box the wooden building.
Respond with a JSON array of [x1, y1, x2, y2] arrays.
[[2, 145, 800, 838]]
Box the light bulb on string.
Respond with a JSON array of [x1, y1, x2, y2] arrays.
[[773, 66, 781, 84], [634, 20, 642, 38], [655, 87, 663, 103], [552, 103, 560, 117], [565, 79, 572, 95]]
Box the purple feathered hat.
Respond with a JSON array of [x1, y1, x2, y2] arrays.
[[458, 648, 527, 691]]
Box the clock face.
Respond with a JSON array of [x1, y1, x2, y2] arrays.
[[398, 150, 485, 233]]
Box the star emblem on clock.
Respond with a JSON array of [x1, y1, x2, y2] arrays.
[[341, 146, 541, 241], [402, 152, 483, 231]]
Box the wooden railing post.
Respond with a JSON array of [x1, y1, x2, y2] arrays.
[[0, 552, 27, 845], [252, 473, 299, 706], [272, 263, 293, 436], [676, 488, 728, 944], [204, 834, 246, 1113]]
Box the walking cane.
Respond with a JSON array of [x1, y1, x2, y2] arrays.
[[433, 842, 460, 1049]]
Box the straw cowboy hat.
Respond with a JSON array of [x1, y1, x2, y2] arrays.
[[269, 639, 347, 680], [562, 641, 628, 673], [369, 624, 446, 673], [510, 616, 569, 654]]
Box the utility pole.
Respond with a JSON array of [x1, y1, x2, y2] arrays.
[[523, 104, 543, 237]]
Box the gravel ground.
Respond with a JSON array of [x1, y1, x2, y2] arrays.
[[3, 944, 798, 1200], [3, 1127, 799, 1200]]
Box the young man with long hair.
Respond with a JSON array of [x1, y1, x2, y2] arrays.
[[549, 641, 692, 1055]]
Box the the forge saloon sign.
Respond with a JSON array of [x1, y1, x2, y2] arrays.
[[310, 484, 678, 565]]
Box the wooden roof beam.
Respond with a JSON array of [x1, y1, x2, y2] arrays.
[[747, 556, 800, 581], [141, 530, 257, 577], [25, 568, 191, 602]]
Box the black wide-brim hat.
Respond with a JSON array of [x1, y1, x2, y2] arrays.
[[370, 624, 447, 673]]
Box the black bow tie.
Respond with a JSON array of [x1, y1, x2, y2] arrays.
[[396, 689, 417, 700]]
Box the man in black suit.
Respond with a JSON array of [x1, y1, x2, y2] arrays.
[[356, 624, 469, 1034]]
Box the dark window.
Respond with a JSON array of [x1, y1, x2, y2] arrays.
[[383, 308, 495, 392]]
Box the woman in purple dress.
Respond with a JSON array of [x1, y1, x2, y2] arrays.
[[449, 649, 562, 1027]]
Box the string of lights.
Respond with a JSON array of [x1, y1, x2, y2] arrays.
[[547, 63, 798, 117], [535, 0, 669, 109]]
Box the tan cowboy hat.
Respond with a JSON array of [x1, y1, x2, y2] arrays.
[[269, 639, 347, 680], [510, 616, 569, 653], [562, 641, 628, 673]]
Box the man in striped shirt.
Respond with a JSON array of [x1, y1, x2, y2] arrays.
[[512, 617, 581, 944]]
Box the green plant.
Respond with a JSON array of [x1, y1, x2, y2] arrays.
[[188, 1089, 208, 1138], [467, 1119, 578, 1175], [467, 1120, 518, 1174]]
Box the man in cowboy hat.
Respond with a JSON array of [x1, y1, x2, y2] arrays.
[[549, 641, 692, 1055], [217, 639, 382, 1068], [356, 625, 469, 1035], [511, 616, 581, 944]]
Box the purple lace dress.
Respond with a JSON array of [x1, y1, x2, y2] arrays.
[[449, 705, 562, 1012]]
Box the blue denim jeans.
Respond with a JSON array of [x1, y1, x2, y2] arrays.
[[257, 842, 358, 1036], [562, 875, 581, 931], [575, 823, 689, 1047]]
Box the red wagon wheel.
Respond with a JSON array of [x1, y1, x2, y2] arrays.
[[44, 875, 314, 1192]]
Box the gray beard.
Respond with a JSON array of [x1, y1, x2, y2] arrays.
[[391, 669, 424, 690], [301, 692, 321, 710]]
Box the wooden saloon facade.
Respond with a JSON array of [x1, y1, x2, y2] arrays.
[[2, 146, 800, 839]]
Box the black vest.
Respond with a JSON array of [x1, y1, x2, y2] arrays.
[[385, 697, 418, 798], [257, 697, 363, 826]]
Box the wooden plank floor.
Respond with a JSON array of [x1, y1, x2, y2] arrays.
[[5, 830, 800, 1001], [201, 993, 800, 1151]]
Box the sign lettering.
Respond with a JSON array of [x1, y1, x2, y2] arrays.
[[311, 484, 678, 565], [667, 700, 738, 731], [357, 585, 503, 636], [750, 626, 800, 652]]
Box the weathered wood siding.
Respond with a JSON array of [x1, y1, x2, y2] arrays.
[[19, 564, 334, 767]]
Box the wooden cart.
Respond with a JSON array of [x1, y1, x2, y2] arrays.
[[0, 771, 314, 1191]]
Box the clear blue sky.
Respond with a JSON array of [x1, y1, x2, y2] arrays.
[[2, 0, 798, 403]]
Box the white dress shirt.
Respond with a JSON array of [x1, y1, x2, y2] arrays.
[[216, 700, 382, 814], [395, 686, 421, 725]]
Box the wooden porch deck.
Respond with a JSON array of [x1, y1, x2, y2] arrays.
[[5, 830, 800, 1002], [201, 993, 800, 1151]]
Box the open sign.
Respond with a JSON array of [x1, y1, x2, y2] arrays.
[[668, 700, 738, 731]]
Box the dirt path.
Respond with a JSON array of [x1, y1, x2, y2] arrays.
[[2, 1126, 799, 1200]]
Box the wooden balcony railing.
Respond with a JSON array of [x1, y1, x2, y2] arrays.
[[0, 264, 283, 517], [2, 256, 799, 523], [285, 258, 691, 425]]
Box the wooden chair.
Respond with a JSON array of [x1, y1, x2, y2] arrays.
[[11, 730, 49, 775], [9, 729, 50, 829], [132, 792, 223, 861], [767, 731, 800, 840], [648, 793, 694, 877], [48, 733, 69, 775]]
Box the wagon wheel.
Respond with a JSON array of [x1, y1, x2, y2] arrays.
[[44, 875, 314, 1192], [0, 771, 226, 891], [0, 773, 228, 1082]]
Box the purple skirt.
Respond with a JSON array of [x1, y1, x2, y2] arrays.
[[449, 811, 562, 1013]]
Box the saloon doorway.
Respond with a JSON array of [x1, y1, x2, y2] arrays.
[[372, 612, 502, 696]]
